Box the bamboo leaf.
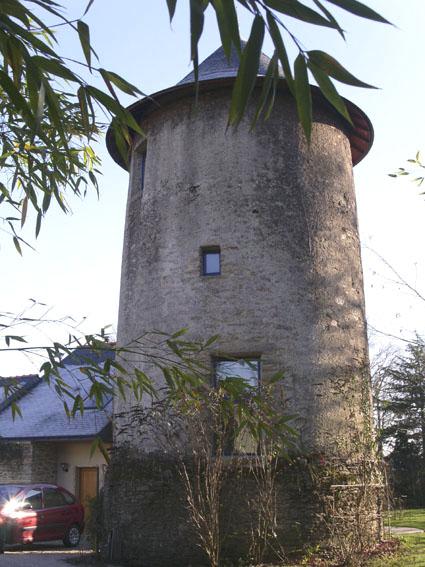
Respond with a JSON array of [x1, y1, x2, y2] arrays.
[[307, 60, 351, 124], [229, 15, 265, 125], [0, 70, 35, 127], [100, 69, 143, 97], [266, 12, 295, 96], [77, 20, 91, 70], [190, 0, 206, 61], [264, 0, 338, 29], [5, 334, 27, 343], [0, 15, 57, 56], [35, 210, 42, 238], [13, 236, 22, 255], [31, 55, 80, 82], [83, 0, 95, 16], [308, 50, 377, 88], [35, 81, 46, 129], [166, 0, 178, 21], [211, 0, 240, 58], [312, 0, 345, 38], [294, 54, 312, 141], [325, 0, 392, 24], [77, 86, 90, 136], [11, 401, 22, 420], [21, 195, 28, 227], [252, 52, 277, 127], [86, 85, 122, 114]]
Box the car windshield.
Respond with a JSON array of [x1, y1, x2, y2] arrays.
[[0, 485, 23, 504]]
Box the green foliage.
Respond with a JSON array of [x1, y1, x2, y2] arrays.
[[83, 493, 104, 554], [383, 338, 425, 452], [113, 332, 298, 460], [0, 0, 143, 249], [389, 151, 425, 190], [380, 338, 425, 507], [369, 532, 425, 567]]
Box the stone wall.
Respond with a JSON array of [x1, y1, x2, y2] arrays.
[[0, 441, 33, 483], [31, 442, 57, 483], [102, 449, 204, 567], [0, 441, 57, 484], [102, 448, 382, 566]]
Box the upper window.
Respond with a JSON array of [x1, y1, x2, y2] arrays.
[[202, 247, 221, 276]]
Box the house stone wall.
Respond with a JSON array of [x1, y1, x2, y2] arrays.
[[0, 441, 57, 485], [0, 441, 33, 483], [30, 442, 58, 484]]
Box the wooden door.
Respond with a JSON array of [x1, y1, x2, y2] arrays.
[[78, 467, 98, 520]]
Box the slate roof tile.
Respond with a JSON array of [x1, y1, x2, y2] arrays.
[[0, 352, 114, 441]]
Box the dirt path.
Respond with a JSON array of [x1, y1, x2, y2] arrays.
[[0, 548, 90, 566], [0, 541, 98, 566]]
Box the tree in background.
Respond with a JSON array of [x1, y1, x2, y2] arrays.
[[370, 344, 398, 455], [381, 337, 425, 507]]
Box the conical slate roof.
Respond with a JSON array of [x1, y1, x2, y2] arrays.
[[178, 42, 277, 85]]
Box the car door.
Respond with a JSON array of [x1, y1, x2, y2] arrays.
[[41, 487, 70, 541], [20, 488, 43, 543]]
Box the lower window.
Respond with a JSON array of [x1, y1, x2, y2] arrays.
[[215, 358, 260, 456]]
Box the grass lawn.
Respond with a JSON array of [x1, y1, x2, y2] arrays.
[[388, 508, 425, 530], [369, 508, 425, 567]]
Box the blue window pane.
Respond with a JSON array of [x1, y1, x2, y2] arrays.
[[203, 251, 220, 275]]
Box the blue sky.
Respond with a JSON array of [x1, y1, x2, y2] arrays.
[[1, 1, 425, 374]]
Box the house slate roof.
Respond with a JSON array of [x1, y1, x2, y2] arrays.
[[0, 348, 114, 442]]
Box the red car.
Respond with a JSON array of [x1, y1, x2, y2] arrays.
[[0, 483, 84, 550]]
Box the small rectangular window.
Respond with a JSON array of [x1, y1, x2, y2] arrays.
[[215, 359, 259, 388], [202, 247, 220, 276], [215, 358, 260, 455]]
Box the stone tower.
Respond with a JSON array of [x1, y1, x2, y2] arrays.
[[105, 45, 378, 566]]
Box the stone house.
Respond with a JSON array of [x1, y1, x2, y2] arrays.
[[0, 348, 113, 509]]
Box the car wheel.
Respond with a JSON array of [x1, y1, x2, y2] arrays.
[[63, 524, 81, 547]]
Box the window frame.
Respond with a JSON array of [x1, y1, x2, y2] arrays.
[[22, 488, 43, 511], [213, 358, 261, 389], [201, 246, 221, 277], [213, 356, 261, 457], [42, 487, 68, 509]]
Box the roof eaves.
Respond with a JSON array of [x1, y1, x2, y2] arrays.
[[0, 433, 108, 442], [0, 375, 41, 414]]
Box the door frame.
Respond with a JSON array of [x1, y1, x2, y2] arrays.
[[76, 466, 99, 504]]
